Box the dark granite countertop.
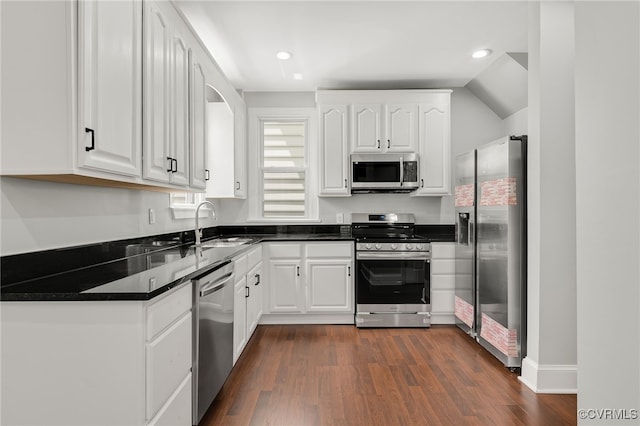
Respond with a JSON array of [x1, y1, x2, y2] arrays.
[[0, 224, 453, 302]]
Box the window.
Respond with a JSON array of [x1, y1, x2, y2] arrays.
[[248, 108, 318, 221], [262, 121, 306, 217]]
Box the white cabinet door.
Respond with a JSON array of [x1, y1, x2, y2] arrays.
[[233, 275, 247, 364], [78, 0, 142, 177], [234, 105, 248, 198], [142, 1, 171, 183], [414, 103, 451, 196], [319, 104, 350, 196], [385, 103, 417, 152], [305, 259, 353, 312], [246, 262, 263, 336], [190, 57, 208, 189], [268, 260, 303, 313], [351, 103, 382, 152], [169, 33, 190, 186]]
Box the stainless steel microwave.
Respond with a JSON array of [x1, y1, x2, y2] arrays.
[[351, 153, 419, 193]]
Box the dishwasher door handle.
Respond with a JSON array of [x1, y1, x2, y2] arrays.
[[200, 272, 234, 297]]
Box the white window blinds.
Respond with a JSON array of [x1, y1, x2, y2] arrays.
[[262, 121, 306, 217]]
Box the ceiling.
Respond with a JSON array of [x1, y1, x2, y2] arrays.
[[174, 1, 528, 92]]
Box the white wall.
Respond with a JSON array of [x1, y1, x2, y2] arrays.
[[520, 1, 577, 394], [0, 177, 220, 256], [504, 107, 528, 136], [216, 87, 504, 225], [575, 2, 640, 422]]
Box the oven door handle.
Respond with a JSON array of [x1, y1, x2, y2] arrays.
[[356, 252, 430, 261]]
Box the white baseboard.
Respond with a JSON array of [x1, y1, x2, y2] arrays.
[[430, 313, 455, 325], [519, 356, 577, 394], [260, 313, 355, 325]]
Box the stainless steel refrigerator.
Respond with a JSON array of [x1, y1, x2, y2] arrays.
[[454, 135, 527, 370]]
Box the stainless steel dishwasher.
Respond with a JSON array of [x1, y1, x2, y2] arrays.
[[192, 261, 234, 425]]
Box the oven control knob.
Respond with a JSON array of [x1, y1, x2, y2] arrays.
[[391, 244, 397, 250], [375, 243, 382, 250], [365, 243, 372, 250], [406, 244, 414, 250], [416, 244, 423, 250]]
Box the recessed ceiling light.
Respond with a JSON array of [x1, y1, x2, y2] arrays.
[[472, 49, 492, 59], [276, 50, 292, 60], [293, 73, 303, 80]]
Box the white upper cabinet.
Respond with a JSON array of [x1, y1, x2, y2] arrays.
[[205, 94, 246, 199], [1, 1, 147, 181], [318, 104, 350, 196], [385, 103, 417, 152], [413, 100, 451, 196], [351, 102, 417, 153], [189, 58, 208, 190], [1, 0, 243, 193], [143, 1, 171, 183], [351, 103, 383, 152], [78, 0, 143, 177], [317, 90, 451, 197], [143, 0, 190, 187]]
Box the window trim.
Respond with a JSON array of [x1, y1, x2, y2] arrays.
[[247, 107, 319, 222]]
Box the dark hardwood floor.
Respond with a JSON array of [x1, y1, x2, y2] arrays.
[[200, 325, 576, 426]]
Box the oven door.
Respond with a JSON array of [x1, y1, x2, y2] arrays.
[[355, 252, 430, 312]]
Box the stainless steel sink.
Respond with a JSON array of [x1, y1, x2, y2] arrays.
[[199, 237, 253, 248]]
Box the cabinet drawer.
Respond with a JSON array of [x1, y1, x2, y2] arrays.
[[234, 254, 248, 277], [146, 312, 192, 420], [305, 242, 352, 258], [247, 245, 262, 269], [147, 373, 191, 426], [268, 243, 302, 258], [146, 284, 192, 340]]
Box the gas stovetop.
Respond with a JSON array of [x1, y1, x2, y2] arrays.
[[351, 213, 430, 252]]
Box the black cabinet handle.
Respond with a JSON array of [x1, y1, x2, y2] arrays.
[[377, 139, 380, 149], [348, 266, 351, 277], [421, 178, 424, 188], [245, 286, 250, 298], [255, 274, 260, 286], [205, 169, 210, 181], [172, 158, 178, 173], [236, 181, 241, 190], [166, 157, 173, 172], [344, 179, 347, 188], [387, 139, 390, 149], [296, 266, 300, 276], [85, 128, 95, 152]]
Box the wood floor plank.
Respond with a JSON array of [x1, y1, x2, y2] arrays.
[[199, 325, 576, 426]]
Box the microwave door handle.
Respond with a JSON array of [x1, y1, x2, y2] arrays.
[[399, 156, 404, 186]]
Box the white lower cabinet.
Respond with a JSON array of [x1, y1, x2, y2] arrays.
[[262, 241, 354, 324], [0, 284, 192, 426], [232, 245, 263, 364], [430, 242, 457, 324]]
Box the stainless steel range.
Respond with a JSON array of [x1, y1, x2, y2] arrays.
[[352, 213, 431, 328]]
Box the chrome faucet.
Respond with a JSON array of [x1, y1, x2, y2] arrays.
[[194, 201, 217, 256]]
